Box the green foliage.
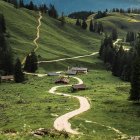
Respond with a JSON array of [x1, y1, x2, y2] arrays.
[[14, 58, 24, 83], [82, 19, 87, 29], [24, 52, 38, 73]]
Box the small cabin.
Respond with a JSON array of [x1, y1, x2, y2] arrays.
[[0, 75, 14, 82], [71, 67, 88, 74], [47, 72, 59, 76], [55, 77, 69, 84], [66, 70, 77, 75], [72, 84, 86, 91]]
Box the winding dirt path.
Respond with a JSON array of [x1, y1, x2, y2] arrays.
[[22, 12, 42, 64], [38, 52, 98, 64], [49, 76, 90, 134]]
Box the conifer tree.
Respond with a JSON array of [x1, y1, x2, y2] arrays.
[[130, 37, 140, 101], [89, 20, 94, 32], [82, 19, 87, 30], [30, 51, 38, 73], [112, 28, 118, 40], [76, 19, 81, 26], [60, 12, 65, 26], [14, 58, 24, 83]]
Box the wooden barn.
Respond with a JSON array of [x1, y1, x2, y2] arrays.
[[72, 84, 86, 91], [47, 72, 59, 76], [55, 77, 69, 84], [71, 67, 88, 74], [0, 75, 14, 82], [66, 70, 77, 75]]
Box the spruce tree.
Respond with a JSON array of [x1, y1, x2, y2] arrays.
[[130, 38, 140, 101], [24, 54, 31, 72], [89, 20, 94, 32], [76, 19, 81, 26], [60, 12, 65, 26], [112, 28, 118, 40], [82, 19, 87, 30], [14, 58, 24, 83], [30, 52, 38, 73]]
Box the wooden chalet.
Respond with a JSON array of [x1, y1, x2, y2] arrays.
[[0, 75, 14, 82], [66, 70, 77, 75], [55, 77, 69, 84], [71, 67, 88, 74], [72, 84, 86, 91], [47, 72, 59, 76]]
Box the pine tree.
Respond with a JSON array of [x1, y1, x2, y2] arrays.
[[130, 38, 140, 101], [48, 4, 58, 19], [130, 56, 140, 101], [24, 54, 31, 72], [14, 58, 25, 83], [30, 52, 38, 73], [0, 14, 6, 33], [89, 20, 94, 32], [60, 12, 65, 26], [76, 19, 81, 26], [112, 28, 118, 40], [82, 19, 87, 30]]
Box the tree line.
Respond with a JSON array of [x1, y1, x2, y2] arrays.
[[111, 8, 140, 14], [76, 19, 104, 34], [3, 0, 58, 19], [0, 13, 38, 83], [99, 31, 140, 101], [68, 11, 94, 20]]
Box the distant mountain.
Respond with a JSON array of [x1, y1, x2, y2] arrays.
[[24, 0, 140, 14]]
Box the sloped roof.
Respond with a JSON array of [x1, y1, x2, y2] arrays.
[[1, 75, 14, 80], [55, 77, 69, 83], [66, 70, 77, 75], [72, 84, 86, 89], [48, 72, 59, 76], [71, 67, 88, 71]]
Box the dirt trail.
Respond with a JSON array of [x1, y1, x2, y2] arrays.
[[49, 76, 90, 134], [38, 52, 98, 64], [22, 12, 42, 64]]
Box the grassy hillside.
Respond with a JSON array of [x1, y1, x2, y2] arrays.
[[87, 12, 140, 37], [0, 1, 140, 140], [0, 0, 101, 63]]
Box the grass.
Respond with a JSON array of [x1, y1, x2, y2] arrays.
[[0, 1, 140, 140], [87, 12, 140, 37], [0, 0, 101, 62], [0, 55, 140, 139]]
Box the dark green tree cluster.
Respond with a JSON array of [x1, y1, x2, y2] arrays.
[[14, 58, 25, 83], [126, 31, 136, 43], [112, 8, 140, 14], [111, 28, 118, 40], [0, 14, 14, 75], [75, 19, 81, 26], [99, 35, 136, 82], [89, 20, 104, 34], [68, 11, 94, 20], [24, 52, 38, 73], [76, 19, 103, 34], [59, 12, 66, 26], [48, 4, 58, 19], [94, 11, 107, 19], [130, 35, 140, 101]]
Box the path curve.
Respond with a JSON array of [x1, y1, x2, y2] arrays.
[[48, 76, 90, 134], [22, 12, 42, 64], [38, 52, 98, 64]]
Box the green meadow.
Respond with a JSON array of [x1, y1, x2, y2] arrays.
[[0, 0, 140, 139]]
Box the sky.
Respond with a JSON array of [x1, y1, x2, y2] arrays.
[[24, 0, 140, 14]]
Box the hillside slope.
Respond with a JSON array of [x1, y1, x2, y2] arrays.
[[87, 12, 140, 37], [0, 0, 101, 63]]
